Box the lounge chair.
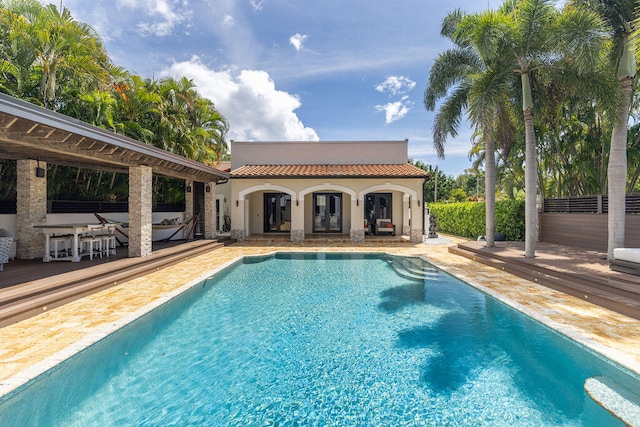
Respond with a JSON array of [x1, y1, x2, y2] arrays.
[[376, 219, 395, 235], [610, 248, 640, 276]]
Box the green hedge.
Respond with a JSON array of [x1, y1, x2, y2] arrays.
[[428, 200, 525, 241]]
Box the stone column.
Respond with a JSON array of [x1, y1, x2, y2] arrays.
[[410, 198, 424, 243], [128, 165, 153, 257], [231, 198, 246, 242], [204, 181, 217, 239], [350, 197, 365, 243], [16, 159, 47, 259], [184, 180, 194, 239], [402, 194, 411, 235], [290, 196, 304, 242]]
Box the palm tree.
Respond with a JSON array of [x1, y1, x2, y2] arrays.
[[455, 0, 608, 257], [1, 0, 110, 109], [425, 8, 517, 247], [571, 0, 636, 259]]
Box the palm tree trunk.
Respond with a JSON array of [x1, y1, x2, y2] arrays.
[[485, 138, 496, 248], [524, 107, 537, 258], [522, 72, 537, 258], [607, 76, 632, 259]]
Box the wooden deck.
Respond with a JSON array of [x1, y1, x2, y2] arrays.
[[449, 241, 640, 320], [0, 238, 232, 327]]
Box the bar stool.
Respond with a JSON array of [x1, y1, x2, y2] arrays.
[[80, 225, 103, 260], [49, 235, 72, 259], [101, 226, 116, 257]]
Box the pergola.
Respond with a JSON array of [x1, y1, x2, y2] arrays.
[[0, 93, 229, 260]]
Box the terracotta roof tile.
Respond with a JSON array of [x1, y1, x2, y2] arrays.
[[231, 163, 430, 178]]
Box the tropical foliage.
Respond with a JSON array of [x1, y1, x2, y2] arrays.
[[425, 0, 637, 257], [0, 0, 229, 202], [428, 200, 525, 241]]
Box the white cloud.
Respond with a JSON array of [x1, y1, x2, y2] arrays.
[[289, 33, 308, 52], [116, 0, 190, 37], [250, 0, 266, 11], [375, 96, 413, 124], [375, 76, 416, 96], [161, 57, 319, 142], [222, 14, 235, 26]]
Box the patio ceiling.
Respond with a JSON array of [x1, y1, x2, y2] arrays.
[[0, 93, 229, 183]]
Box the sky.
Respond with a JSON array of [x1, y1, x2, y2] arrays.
[[61, 0, 503, 176]]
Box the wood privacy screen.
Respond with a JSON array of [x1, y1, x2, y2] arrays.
[[541, 195, 640, 251]]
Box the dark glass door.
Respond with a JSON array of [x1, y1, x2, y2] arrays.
[[264, 193, 292, 232], [313, 193, 342, 232], [193, 182, 205, 239], [365, 193, 392, 233]]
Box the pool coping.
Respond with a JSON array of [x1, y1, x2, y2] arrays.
[[1, 240, 640, 405]]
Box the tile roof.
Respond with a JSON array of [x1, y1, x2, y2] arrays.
[[231, 163, 430, 178]]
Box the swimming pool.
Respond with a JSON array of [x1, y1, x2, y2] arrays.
[[0, 252, 638, 425]]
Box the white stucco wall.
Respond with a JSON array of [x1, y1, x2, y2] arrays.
[[231, 177, 424, 237]]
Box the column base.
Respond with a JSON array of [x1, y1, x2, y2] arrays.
[[231, 229, 246, 242], [291, 229, 305, 242], [350, 229, 365, 243], [410, 230, 423, 243]]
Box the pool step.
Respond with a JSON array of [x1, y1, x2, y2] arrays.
[[584, 376, 640, 427], [387, 256, 439, 281]]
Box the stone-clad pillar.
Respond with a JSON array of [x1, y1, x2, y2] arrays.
[[204, 181, 217, 239], [290, 196, 304, 242], [16, 159, 47, 259], [350, 197, 365, 242], [410, 198, 424, 243], [129, 165, 153, 257], [402, 195, 411, 236]]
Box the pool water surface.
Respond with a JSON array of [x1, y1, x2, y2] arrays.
[[0, 252, 637, 425]]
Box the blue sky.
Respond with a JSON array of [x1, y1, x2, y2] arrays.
[[62, 0, 503, 176]]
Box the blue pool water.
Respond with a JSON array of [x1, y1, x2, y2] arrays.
[[1, 252, 638, 426]]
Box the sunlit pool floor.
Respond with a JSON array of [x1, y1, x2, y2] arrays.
[[1, 236, 640, 401]]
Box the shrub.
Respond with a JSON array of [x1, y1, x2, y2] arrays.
[[428, 200, 525, 241]]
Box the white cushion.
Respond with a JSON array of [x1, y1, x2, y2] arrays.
[[613, 248, 640, 264]]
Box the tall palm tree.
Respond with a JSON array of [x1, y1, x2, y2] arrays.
[[455, 0, 607, 257], [572, 0, 636, 259], [424, 9, 516, 247]]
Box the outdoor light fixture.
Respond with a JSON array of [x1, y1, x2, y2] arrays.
[[296, 200, 299, 206], [356, 199, 359, 206], [186, 181, 192, 193], [236, 200, 239, 207], [418, 200, 421, 206], [205, 185, 211, 193], [35, 159, 45, 178]]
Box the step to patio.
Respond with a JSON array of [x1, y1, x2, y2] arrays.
[[449, 244, 640, 320], [0, 239, 229, 328]]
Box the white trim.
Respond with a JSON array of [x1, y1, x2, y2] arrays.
[[299, 184, 356, 200], [238, 184, 297, 200], [359, 184, 418, 199]]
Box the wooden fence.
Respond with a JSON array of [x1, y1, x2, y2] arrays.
[[540, 195, 640, 251]]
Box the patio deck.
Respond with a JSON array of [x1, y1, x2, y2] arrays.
[[450, 241, 640, 320], [0, 238, 231, 327]]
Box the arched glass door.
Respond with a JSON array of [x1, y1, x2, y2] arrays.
[[365, 193, 392, 234], [313, 193, 342, 233], [264, 193, 292, 232]]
